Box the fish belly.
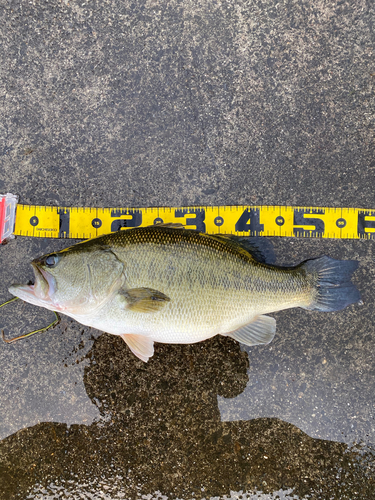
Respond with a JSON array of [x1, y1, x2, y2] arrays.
[[74, 279, 300, 344]]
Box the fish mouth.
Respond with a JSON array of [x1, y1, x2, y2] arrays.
[[8, 261, 56, 307]]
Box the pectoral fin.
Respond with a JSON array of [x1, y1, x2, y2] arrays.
[[120, 287, 170, 313], [120, 334, 154, 362], [224, 315, 276, 346]]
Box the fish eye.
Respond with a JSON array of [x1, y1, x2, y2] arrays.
[[44, 254, 59, 268]]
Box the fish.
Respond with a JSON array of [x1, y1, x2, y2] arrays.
[[9, 224, 360, 362]]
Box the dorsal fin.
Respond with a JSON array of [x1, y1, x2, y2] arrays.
[[212, 235, 276, 264], [152, 223, 185, 229]]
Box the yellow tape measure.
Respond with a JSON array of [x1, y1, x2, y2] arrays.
[[12, 204, 375, 240]]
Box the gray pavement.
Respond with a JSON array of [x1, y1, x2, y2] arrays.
[[0, 0, 374, 498]]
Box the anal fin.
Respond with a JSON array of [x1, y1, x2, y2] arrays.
[[224, 315, 276, 346], [120, 334, 154, 362]]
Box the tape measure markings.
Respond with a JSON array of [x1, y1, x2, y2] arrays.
[[10, 203, 375, 240]]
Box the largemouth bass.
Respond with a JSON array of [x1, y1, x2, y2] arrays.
[[9, 225, 360, 362]]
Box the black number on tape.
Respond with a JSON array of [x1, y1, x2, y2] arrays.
[[57, 209, 70, 238], [235, 208, 264, 235], [175, 208, 206, 232], [357, 211, 375, 239], [111, 210, 142, 231], [293, 209, 324, 237]]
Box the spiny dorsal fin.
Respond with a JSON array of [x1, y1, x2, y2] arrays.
[[120, 287, 171, 313], [213, 235, 276, 264], [152, 222, 185, 229]]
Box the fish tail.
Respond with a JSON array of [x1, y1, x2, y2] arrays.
[[301, 256, 360, 312]]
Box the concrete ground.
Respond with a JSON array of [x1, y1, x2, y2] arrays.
[[0, 0, 374, 498]]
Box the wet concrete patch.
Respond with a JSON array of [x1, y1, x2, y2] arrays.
[[1, 335, 374, 499]]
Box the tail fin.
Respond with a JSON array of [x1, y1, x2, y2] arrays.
[[302, 256, 360, 312]]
